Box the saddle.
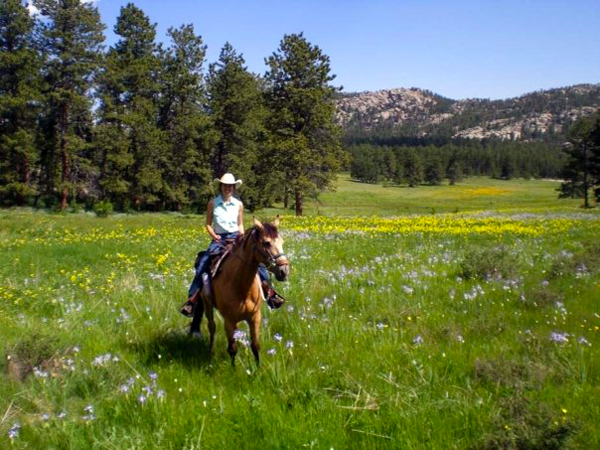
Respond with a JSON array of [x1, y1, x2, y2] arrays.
[[193, 239, 236, 281]]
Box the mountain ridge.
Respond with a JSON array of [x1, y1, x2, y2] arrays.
[[335, 83, 600, 142]]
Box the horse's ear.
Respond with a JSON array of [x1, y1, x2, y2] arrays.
[[273, 215, 280, 228], [253, 216, 263, 230]]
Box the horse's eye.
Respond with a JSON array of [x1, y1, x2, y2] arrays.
[[263, 241, 271, 248]]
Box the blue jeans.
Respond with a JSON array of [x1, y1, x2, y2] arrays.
[[187, 232, 270, 298]]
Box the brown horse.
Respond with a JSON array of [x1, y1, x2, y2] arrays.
[[190, 217, 290, 366]]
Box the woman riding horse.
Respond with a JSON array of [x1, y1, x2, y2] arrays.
[[181, 173, 285, 319], [192, 217, 289, 365]]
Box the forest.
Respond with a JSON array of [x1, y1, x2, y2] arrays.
[[0, 0, 343, 215]]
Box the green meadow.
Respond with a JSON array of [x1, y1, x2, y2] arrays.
[[1, 177, 599, 449], [267, 174, 581, 216]]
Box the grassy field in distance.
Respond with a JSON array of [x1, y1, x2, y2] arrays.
[[0, 177, 599, 449], [262, 174, 584, 217]]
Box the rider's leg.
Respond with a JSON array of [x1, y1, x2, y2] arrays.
[[181, 250, 212, 317]]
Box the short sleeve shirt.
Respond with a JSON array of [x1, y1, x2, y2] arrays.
[[212, 195, 242, 234]]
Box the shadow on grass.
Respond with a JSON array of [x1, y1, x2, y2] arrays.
[[128, 326, 213, 369]]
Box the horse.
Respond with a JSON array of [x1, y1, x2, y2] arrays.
[[189, 217, 289, 366]]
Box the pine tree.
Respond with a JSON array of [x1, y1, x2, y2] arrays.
[[35, 0, 105, 210], [446, 151, 463, 185], [159, 24, 215, 211], [265, 33, 345, 216], [424, 158, 443, 185], [404, 151, 423, 187], [0, 0, 41, 205], [96, 3, 165, 209], [558, 111, 600, 207], [207, 42, 268, 210]]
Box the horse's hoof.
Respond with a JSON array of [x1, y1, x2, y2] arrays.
[[189, 331, 203, 340]]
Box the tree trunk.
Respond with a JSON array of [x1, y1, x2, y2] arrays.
[[59, 105, 69, 211], [295, 190, 303, 216], [60, 147, 68, 210]]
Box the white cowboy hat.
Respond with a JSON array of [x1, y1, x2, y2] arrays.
[[213, 173, 242, 187]]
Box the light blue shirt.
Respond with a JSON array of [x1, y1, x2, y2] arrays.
[[213, 195, 242, 234]]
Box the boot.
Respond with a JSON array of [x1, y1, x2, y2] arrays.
[[180, 289, 200, 317], [262, 281, 286, 310]]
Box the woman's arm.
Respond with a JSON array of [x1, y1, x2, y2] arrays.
[[206, 200, 220, 241], [238, 203, 245, 234]]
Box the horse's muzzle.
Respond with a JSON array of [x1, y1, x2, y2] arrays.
[[274, 262, 290, 281]]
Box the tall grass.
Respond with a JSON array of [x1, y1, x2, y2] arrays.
[[1, 181, 599, 448]]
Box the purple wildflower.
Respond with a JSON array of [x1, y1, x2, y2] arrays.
[[550, 332, 569, 343]]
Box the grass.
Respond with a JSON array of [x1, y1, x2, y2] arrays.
[[1, 177, 599, 449], [262, 174, 587, 216]]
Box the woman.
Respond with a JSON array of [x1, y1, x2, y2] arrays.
[[181, 173, 284, 317]]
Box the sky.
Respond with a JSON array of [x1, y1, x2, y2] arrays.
[[28, 0, 600, 100]]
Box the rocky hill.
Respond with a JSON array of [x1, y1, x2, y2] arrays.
[[336, 84, 600, 141]]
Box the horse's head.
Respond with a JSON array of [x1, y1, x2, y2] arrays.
[[252, 216, 290, 281]]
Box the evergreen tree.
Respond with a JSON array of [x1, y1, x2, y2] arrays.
[[499, 153, 516, 179], [0, 0, 41, 205], [558, 111, 600, 207], [446, 151, 463, 185], [159, 24, 215, 211], [96, 3, 165, 209], [424, 158, 443, 185], [265, 33, 345, 216], [403, 151, 423, 187], [35, 0, 105, 210], [590, 112, 600, 202], [207, 42, 268, 210]]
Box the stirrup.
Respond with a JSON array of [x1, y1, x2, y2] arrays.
[[266, 291, 286, 310], [180, 300, 195, 317]]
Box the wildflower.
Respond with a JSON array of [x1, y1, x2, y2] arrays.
[[376, 322, 385, 330], [413, 334, 424, 345], [41, 413, 51, 421], [33, 366, 49, 378], [273, 333, 283, 342], [267, 348, 276, 356], [149, 371, 158, 382], [402, 285, 414, 295], [57, 411, 67, 419], [285, 340, 295, 349], [550, 332, 569, 343], [92, 353, 113, 366], [156, 390, 165, 399], [119, 384, 130, 394], [138, 395, 147, 404], [233, 330, 246, 341], [457, 334, 465, 343], [8, 422, 21, 440], [578, 336, 591, 346]]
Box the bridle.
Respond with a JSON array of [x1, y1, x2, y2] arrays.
[[250, 229, 289, 272]]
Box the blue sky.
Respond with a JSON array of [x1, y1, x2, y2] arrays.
[[44, 0, 600, 100]]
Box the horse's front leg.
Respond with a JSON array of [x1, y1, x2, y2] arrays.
[[224, 320, 238, 366], [248, 311, 261, 366]]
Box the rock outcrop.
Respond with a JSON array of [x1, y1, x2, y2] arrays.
[[335, 84, 600, 141]]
